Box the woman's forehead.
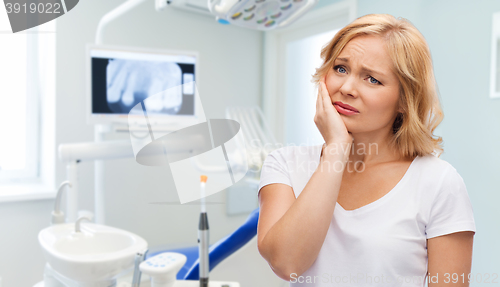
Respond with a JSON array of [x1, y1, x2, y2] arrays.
[[339, 36, 389, 61], [336, 36, 396, 77]]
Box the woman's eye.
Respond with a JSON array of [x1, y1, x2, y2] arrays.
[[334, 65, 346, 73], [334, 65, 381, 85], [368, 76, 380, 85]]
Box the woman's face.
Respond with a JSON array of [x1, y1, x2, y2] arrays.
[[325, 34, 401, 136]]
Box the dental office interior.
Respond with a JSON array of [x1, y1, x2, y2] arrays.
[[1, 0, 499, 286]]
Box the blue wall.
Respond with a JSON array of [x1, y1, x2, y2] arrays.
[[317, 0, 500, 279]]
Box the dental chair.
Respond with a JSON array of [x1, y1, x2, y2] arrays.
[[146, 207, 288, 287]]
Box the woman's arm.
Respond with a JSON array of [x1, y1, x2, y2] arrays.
[[427, 231, 475, 286], [257, 142, 351, 281]]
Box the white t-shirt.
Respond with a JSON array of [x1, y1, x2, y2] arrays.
[[257, 144, 476, 287]]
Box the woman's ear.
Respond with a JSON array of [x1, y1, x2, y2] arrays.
[[397, 105, 404, 114]]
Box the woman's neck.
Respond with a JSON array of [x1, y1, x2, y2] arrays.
[[348, 130, 403, 165]]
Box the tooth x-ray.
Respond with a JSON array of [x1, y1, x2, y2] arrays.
[[89, 46, 197, 124], [106, 59, 184, 114]]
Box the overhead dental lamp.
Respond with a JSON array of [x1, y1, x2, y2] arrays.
[[96, 0, 318, 44], [158, 0, 319, 30]]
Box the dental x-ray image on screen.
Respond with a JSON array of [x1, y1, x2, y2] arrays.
[[87, 45, 198, 125], [107, 59, 184, 114]]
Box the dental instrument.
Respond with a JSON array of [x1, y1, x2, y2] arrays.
[[198, 175, 209, 287], [139, 252, 188, 287], [132, 249, 149, 287]]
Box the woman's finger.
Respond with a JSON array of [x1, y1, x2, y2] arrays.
[[316, 82, 323, 112], [320, 80, 332, 112]]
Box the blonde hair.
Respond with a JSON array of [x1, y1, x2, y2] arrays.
[[311, 14, 444, 158]]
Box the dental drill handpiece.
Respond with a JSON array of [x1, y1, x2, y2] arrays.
[[198, 175, 209, 287], [132, 249, 148, 287]]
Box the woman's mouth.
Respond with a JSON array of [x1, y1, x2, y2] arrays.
[[333, 102, 359, 115]]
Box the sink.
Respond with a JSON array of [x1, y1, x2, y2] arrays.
[[38, 222, 147, 285]]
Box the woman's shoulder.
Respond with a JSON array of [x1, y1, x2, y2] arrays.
[[415, 153, 464, 185], [417, 153, 457, 171]]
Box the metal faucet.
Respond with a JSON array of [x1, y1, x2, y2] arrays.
[[75, 216, 92, 232]]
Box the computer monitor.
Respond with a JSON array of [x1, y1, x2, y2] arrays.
[[86, 44, 200, 126]]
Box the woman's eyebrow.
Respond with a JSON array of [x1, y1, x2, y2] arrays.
[[335, 57, 387, 78]]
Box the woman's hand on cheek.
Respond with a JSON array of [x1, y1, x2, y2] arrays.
[[314, 78, 353, 147]]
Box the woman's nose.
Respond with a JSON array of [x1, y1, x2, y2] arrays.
[[339, 75, 358, 98]]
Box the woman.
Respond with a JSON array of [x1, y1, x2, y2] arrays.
[[257, 14, 476, 287]]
